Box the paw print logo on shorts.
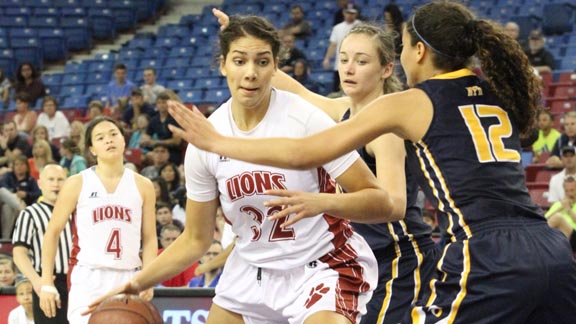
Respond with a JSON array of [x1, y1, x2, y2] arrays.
[[304, 283, 330, 309]]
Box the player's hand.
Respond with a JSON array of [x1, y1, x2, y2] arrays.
[[212, 8, 230, 30], [264, 190, 329, 228], [39, 285, 61, 318], [139, 287, 154, 302], [167, 100, 222, 152], [82, 280, 140, 315]]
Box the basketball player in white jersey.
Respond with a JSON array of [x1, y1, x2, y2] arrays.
[[86, 16, 402, 324], [40, 117, 157, 324]]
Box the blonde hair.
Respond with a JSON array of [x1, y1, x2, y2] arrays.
[[33, 139, 54, 162]]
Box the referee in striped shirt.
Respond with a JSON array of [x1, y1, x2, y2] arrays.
[[12, 164, 72, 324]]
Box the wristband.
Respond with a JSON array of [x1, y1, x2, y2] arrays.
[[41, 285, 60, 296]]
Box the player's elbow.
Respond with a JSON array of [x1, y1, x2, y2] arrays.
[[288, 146, 319, 170]]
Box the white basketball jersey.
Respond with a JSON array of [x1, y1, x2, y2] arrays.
[[185, 89, 360, 269], [71, 167, 143, 270]]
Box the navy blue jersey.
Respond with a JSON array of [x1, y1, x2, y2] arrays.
[[341, 109, 432, 252], [410, 69, 543, 239]]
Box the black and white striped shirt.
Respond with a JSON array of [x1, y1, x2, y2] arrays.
[[11, 201, 72, 275]]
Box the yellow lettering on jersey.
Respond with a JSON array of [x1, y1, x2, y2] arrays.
[[459, 105, 521, 163], [465, 86, 483, 97]]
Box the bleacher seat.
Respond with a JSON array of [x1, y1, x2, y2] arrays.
[[0, 49, 15, 78], [203, 88, 230, 104], [549, 99, 576, 114], [29, 16, 59, 28], [133, 0, 157, 22], [168, 46, 195, 58], [194, 77, 221, 90], [158, 67, 186, 81], [60, 84, 86, 97], [33, 8, 59, 18], [141, 47, 168, 59], [88, 8, 117, 40], [60, 107, 83, 120], [61, 7, 87, 17], [542, 3, 574, 35], [111, 1, 138, 31], [181, 89, 203, 103], [12, 38, 44, 69], [124, 148, 143, 168], [118, 48, 144, 61], [61, 73, 87, 86], [55, 0, 83, 6], [528, 185, 551, 210], [61, 96, 89, 109], [30, 0, 57, 8], [38, 28, 69, 62], [61, 17, 92, 51]]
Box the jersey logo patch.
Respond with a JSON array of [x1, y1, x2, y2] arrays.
[[219, 156, 230, 162], [305, 283, 330, 309], [89, 192, 98, 198]]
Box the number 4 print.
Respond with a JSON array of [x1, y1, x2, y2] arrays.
[[106, 228, 122, 259], [459, 104, 521, 163], [240, 205, 296, 242]]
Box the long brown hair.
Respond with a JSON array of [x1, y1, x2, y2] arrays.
[[407, 1, 541, 136]]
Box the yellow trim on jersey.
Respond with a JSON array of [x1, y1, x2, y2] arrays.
[[377, 238, 401, 323], [414, 141, 473, 239], [430, 68, 476, 80], [426, 243, 450, 307], [446, 241, 471, 323], [397, 220, 425, 303], [413, 144, 455, 238]]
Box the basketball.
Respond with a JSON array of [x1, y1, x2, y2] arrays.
[[88, 294, 163, 324]]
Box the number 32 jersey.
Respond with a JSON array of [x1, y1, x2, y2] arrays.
[[185, 89, 360, 270], [71, 167, 143, 270]]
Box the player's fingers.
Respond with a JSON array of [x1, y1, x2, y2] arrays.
[[264, 189, 297, 197], [167, 124, 188, 141], [280, 214, 303, 228]]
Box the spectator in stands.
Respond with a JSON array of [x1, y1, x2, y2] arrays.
[[545, 175, 576, 253], [0, 257, 17, 286], [152, 177, 172, 207], [86, 100, 105, 123], [8, 278, 34, 324], [0, 68, 11, 108], [27, 125, 61, 163], [128, 114, 153, 155], [13, 92, 37, 136], [105, 62, 135, 116], [504, 21, 528, 51], [122, 87, 156, 131], [291, 59, 320, 94], [140, 142, 169, 180], [13, 62, 46, 107], [157, 224, 198, 287], [278, 33, 307, 74], [0, 156, 41, 239], [533, 110, 561, 163], [36, 96, 71, 140], [280, 4, 312, 39], [59, 139, 87, 177], [158, 162, 181, 196], [69, 120, 86, 155], [142, 92, 182, 165], [155, 202, 184, 239], [0, 120, 31, 168], [188, 240, 224, 288], [525, 29, 555, 74], [12, 164, 71, 324], [323, 2, 361, 93], [140, 67, 166, 105], [548, 146, 576, 203], [332, 0, 348, 26], [28, 139, 54, 181], [547, 111, 576, 168]]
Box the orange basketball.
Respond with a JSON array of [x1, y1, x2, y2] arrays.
[[88, 294, 163, 324]]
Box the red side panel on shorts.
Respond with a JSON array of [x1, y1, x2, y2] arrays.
[[67, 209, 78, 289], [319, 242, 369, 323]]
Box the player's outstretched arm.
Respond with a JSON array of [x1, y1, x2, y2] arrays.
[[265, 159, 401, 226], [167, 89, 431, 170]]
